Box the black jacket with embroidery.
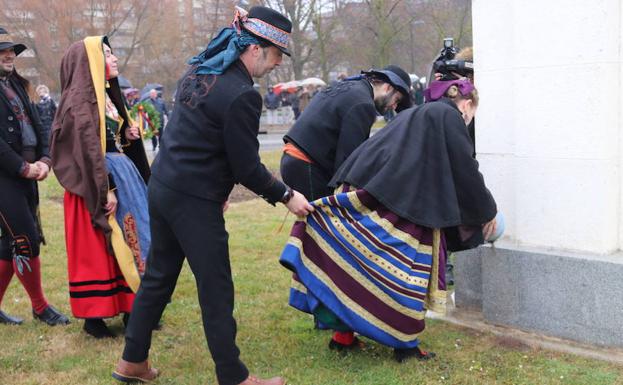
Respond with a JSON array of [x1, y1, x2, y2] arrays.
[[151, 60, 286, 204], [0, 75, 49, 177], [283, 79, 377, 174]]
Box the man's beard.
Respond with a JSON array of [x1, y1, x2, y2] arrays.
[[0, 67, 11, 78], [374, 92, 394, 114]]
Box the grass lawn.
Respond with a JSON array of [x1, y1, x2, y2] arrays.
[[1, 150, 622, 385]]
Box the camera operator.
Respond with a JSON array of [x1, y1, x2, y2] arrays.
[[428, 40, 476, 286], [430, 40, 475, 156], [453, 47, 475, 152]]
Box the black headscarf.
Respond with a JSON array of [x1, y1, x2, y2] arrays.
[[330, 98, 497, 251]]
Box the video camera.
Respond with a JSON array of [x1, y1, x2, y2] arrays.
[[432, 38, 473, 81]]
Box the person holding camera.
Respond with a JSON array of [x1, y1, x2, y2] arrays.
[[432, 41, 475, 154], [280, 78, 497, 362], [431, 41, 476, 285]]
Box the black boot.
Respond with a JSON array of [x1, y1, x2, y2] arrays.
[[33, 305, 70, 326], [0, 309, 23, 325], [394, 346, 436, 363], [83, 318, 115, 338]]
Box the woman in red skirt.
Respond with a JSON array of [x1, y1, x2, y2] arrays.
[[51, 36, 151, 338]]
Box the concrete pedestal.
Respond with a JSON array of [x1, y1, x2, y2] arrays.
[[456, 246, 623, 348]]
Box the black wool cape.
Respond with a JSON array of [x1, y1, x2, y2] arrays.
[[330, 98, 497, 251]]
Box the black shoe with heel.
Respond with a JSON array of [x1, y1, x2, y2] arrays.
[[33, 305, 70, 326], [84, 318, 115, 338], [0, 310, 23, 325]]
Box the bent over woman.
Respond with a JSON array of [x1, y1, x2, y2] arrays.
[[280, 79, 497, 362]]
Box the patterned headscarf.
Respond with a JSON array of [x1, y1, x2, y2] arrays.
[[188, 6, 290, 75]]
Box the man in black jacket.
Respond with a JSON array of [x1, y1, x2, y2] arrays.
[[0, 28, 69, 326], [263, 86, 280, 125], [145, 88, 168, 151], [114, 7, 312, 385], [35, 84, 56, 134], [280, 65, 412, 201]]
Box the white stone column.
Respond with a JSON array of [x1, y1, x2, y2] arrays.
[[473, 0, 622, 255]]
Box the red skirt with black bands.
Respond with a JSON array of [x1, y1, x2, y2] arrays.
[[64, 192, 134, 318]]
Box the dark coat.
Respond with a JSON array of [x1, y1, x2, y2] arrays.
[[36, 97, 57, 133], [0, 74, 49, 177], [330, 98, 497, 251], [284, 79, 377, 174], [287, 92, 299, 110], [146, 97, 167, 126], [263, 91, 280, 110], [151, 60, 286, 204]]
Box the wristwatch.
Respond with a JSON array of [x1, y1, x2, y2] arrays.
[[280, 187, 294, 204]]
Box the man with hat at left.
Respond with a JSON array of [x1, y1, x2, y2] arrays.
[[0, 28, 70, 326], [113, 6, 313, 385]]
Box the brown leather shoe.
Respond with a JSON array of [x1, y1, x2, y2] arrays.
[[238, 375, 286, 385], [112, 359, 159, 383]]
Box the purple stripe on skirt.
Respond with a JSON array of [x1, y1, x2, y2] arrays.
[[334, 205, 432, 273], [354, 190, 433, 244], [308, 210, 427, 300], [298, 230, 426, 335]]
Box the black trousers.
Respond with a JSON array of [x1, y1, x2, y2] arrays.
[[0, 174, 40, 261], [123, 178, 248, 385], [280, 153, 333, 201]]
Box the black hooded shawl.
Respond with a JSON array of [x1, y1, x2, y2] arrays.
[[329, 98, 497, 251]]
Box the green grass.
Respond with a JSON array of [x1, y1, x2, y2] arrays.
[[1, 150, 622, 384]]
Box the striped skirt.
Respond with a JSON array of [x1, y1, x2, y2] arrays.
[[280, 186, 447, 349]]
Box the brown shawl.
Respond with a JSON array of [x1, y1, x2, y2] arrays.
[[50, 36, 150, 247]]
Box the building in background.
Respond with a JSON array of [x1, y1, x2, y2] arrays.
[[0, 0, 237, 98]]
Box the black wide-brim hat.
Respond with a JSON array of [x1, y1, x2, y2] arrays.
[[0, 27, 27, 56], [363, 65, 414, 112], [243, 6, 292, 56]]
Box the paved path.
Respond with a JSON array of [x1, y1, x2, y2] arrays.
[[144, 131, 285, 162], [258, 132, 285, 151]]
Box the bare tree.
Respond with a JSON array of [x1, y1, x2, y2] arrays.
[[363, 0, 418, 68], [261, 0, 316, 80], [311, 0, 344, 82], [0, 0, 161, 90], [2, 0, 473, 96]]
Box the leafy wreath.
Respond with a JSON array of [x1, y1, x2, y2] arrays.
[[130, 101, 162, 139]]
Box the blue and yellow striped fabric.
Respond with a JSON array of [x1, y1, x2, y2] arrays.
[[280, 187, 447, 348]]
